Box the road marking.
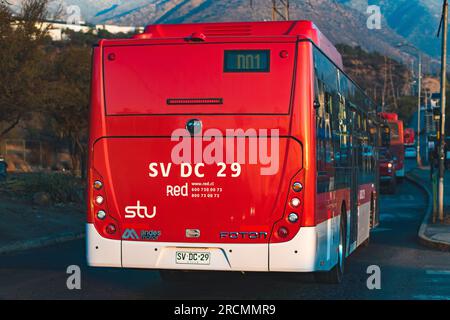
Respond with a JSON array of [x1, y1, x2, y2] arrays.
[[371, 227, 392, 233], [413, 295, 450, 300], [426, 270, 450, 276], [379, 212, 418, 221], [379, 213, 396, 220]]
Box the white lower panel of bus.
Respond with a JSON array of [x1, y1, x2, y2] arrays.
[[86, 225, 121, 268], [123, 242, 268, 271], [269, 215, 340, 272], [357, 202, 371, 247], [86, 211, 368, 272]]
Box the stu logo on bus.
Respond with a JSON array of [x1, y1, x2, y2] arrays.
[[124, 201, 157, 219]]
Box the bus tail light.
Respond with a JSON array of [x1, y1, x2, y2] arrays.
[[292, 182, 303, 192], [93, 180, 103, 190], [290, 198, 301, 208], [277, 227, 289, 238], [105, 223, 117, 235], [271, 170, 305, 242], [95, 195, 104, 204], [288, 213, 299, 223], [89, 169, 121, 240], [97, 210, 107, 220], [167, 98, 223, 105]]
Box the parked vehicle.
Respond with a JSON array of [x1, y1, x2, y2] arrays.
[[0, 155, 7, 181], [405, 147, 417, 158]]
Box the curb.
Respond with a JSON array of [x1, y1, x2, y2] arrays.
[[405, 172, 450, 252], [0, 231, 85, 255]]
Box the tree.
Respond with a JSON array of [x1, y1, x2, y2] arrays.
[[0, 0, 52, 139], [42, 29, 136, 177], [397, 96, 417, 124], [44, 45, 91, 177]]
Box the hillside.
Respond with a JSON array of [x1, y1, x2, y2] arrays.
[[8, 0, 428, 64], [92, 0, 413, 60], [337, 0, 442, 58], [337, 44, 412, 109]]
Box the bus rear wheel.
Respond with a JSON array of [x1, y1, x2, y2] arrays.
[[314, 215, 346, 284]]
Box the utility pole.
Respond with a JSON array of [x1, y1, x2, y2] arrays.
[[272, 0, 290, 21], [417, 53, 423, 167], [388, 59, 399, 110], [396, 43, 423, 166], [382, 56, 388, 112], [438, 0, 448, 222]]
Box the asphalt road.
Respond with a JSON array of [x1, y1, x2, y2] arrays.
[[0, 163, 449, 300]]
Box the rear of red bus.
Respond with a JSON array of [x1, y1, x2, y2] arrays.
[[379, 113, 405, 178], [87, 21, 338, 273], [404, 128, 415, 146]]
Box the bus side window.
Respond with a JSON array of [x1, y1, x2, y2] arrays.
[[315, 76, 334, 193], [336, 93, 348, 168], [314, 48, 339, 193]]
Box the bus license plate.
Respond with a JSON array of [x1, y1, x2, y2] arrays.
[[176, 251, 211, 265]]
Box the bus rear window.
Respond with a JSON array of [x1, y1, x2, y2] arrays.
[[103, 43, 295, 115]]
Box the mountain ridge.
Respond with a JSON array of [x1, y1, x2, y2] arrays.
[[7, 0, 442, 64], [336, 0, 442, 58]]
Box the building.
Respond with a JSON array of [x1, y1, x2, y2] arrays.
[[13, 18, 143, 41]]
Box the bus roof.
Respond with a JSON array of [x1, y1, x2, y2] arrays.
[[133, 21, 343, 69], [379, 112, 399, 121]]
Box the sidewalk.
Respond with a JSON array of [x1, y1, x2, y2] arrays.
[[0, 196, 85, 255], [407, 167, 450, 251]]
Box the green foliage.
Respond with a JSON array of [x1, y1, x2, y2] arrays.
[[397, 96, 417, 123], [41, 27, 135, 176], [336, 43, 412, 112], [0, 0, 52, 138], [61, 28, 135, 47], [0, 0, 133, 177], [0, 173, 84, 203], [43, 44, 91, 176], [336, 44, 387, 66]]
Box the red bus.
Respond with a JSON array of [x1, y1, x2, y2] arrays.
[[379, 113, 405, 178], [404, 128, 415, 146], [87, 21, 379, 283]]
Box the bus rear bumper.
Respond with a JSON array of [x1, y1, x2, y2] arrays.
[[86, 219, 338, 272], [86, 224, 122, 268]]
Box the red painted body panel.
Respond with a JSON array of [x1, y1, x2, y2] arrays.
[[404, 128, 415, 146], [103, 42, 296, 115], [92, 137, 302, 244]]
